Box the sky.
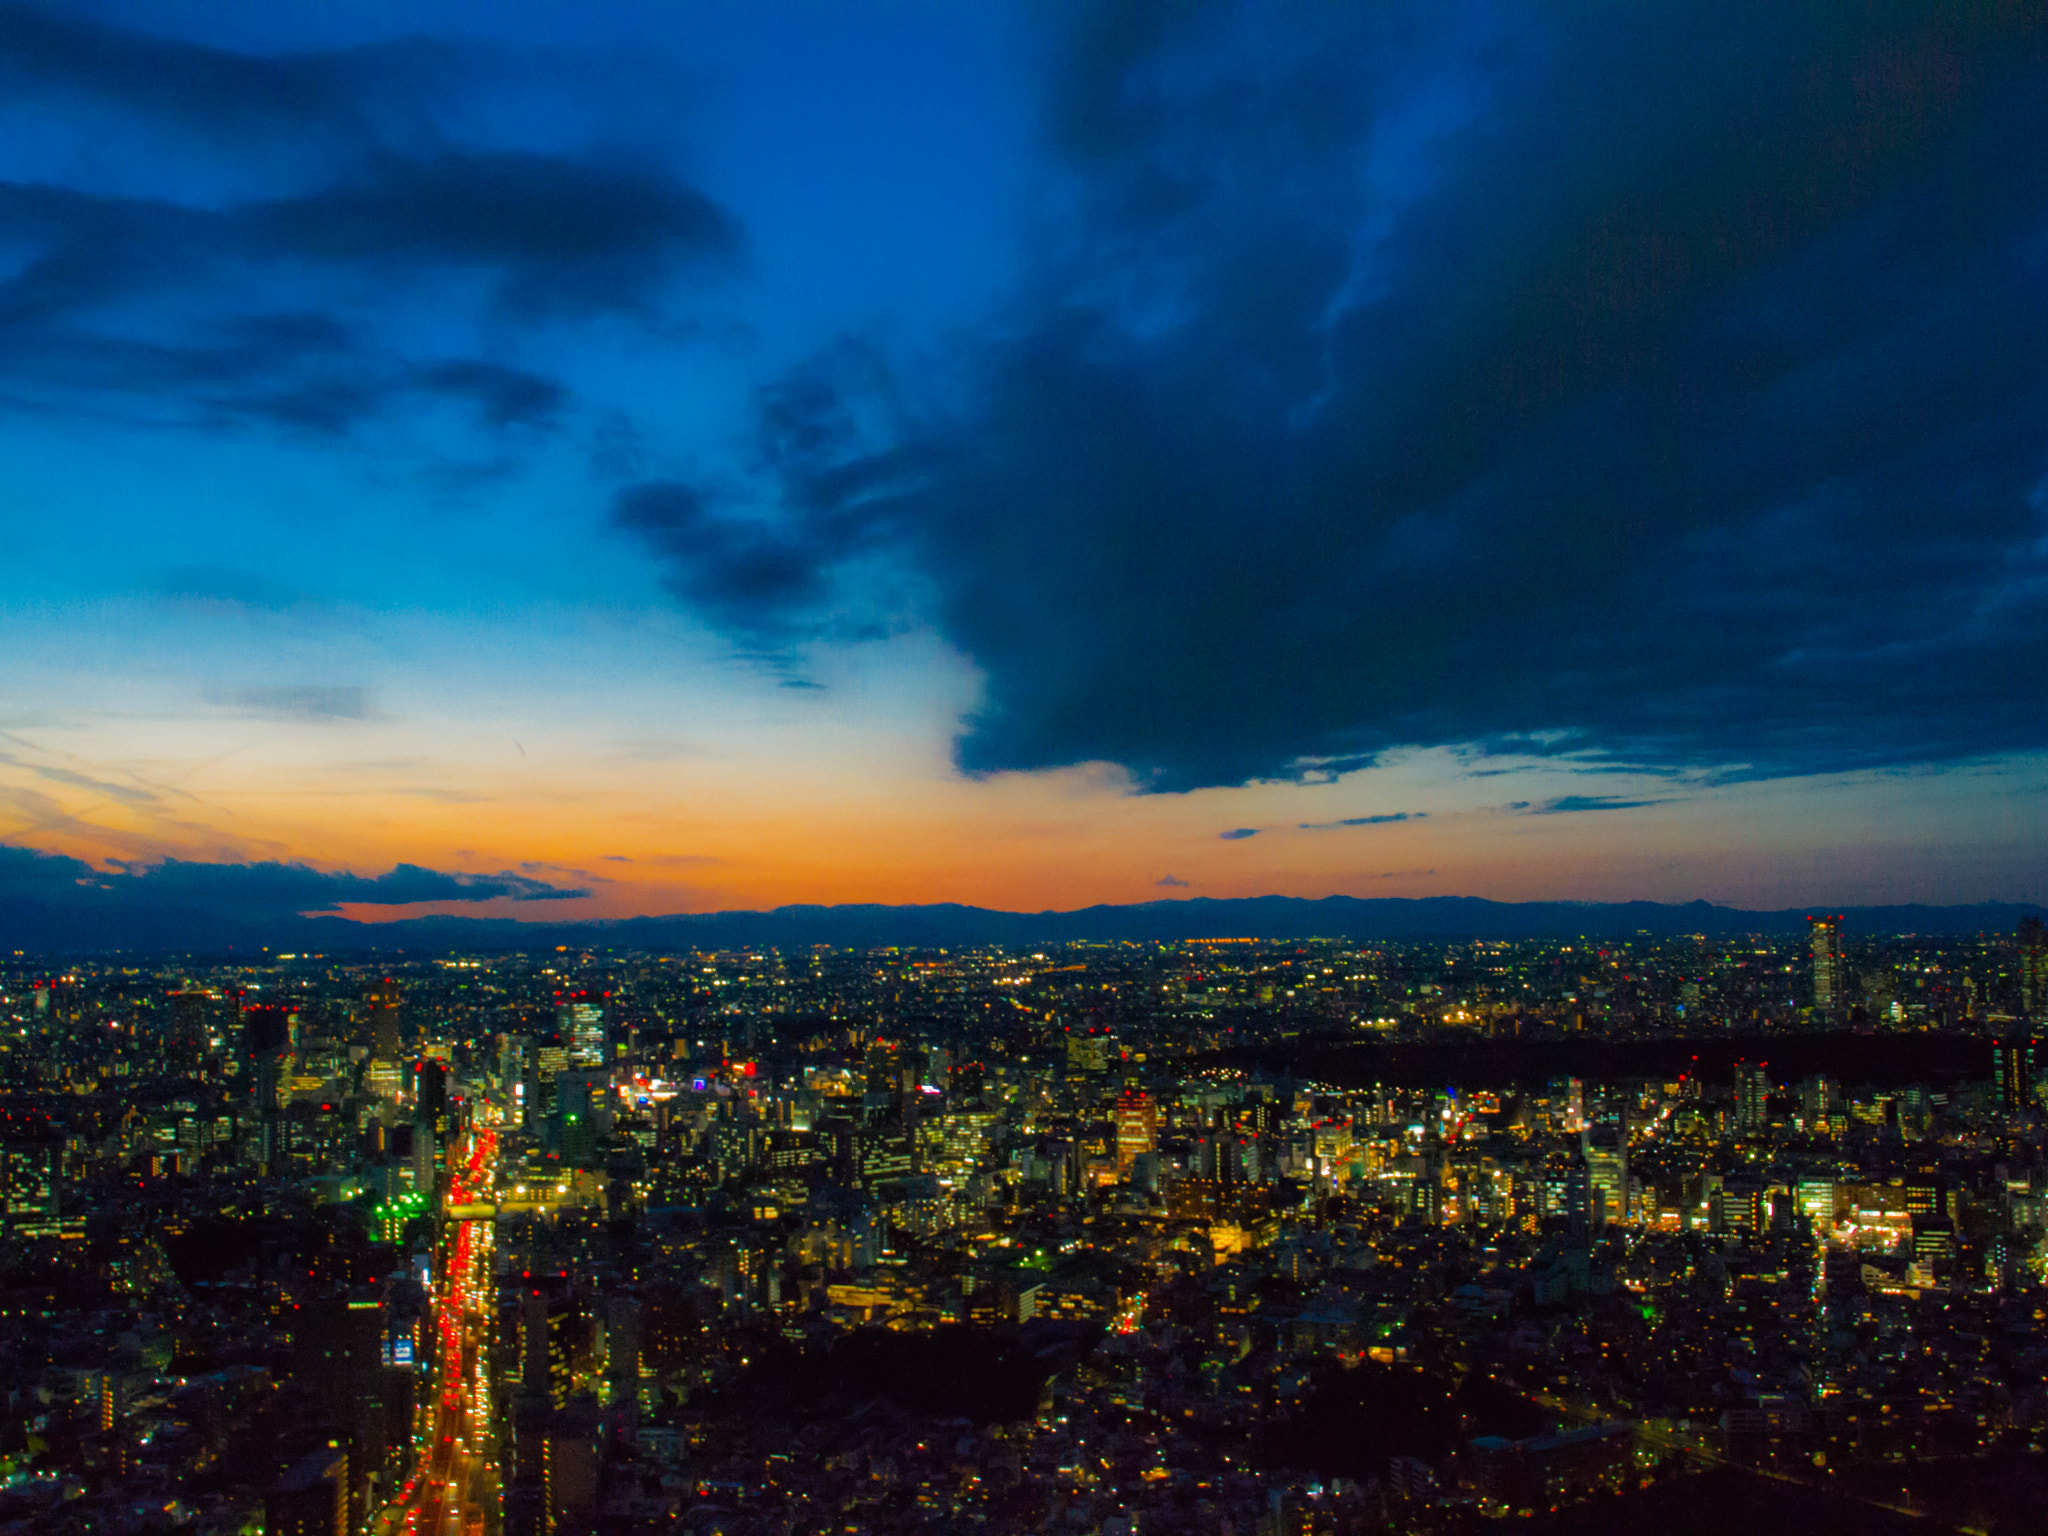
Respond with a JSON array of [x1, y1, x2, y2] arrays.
[[2, 0, 2047, 933]]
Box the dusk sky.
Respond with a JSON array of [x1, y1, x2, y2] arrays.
[[3, 0, 2047, 930]]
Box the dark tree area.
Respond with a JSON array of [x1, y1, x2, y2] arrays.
[[702, 1321, 1101, 1425], [1253, 1362, 1462, 1479]]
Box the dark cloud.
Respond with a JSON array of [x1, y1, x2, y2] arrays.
[[1218, 828, 1259, 841], [0, 11, 736, 442], [0, 160, 726, 411], [414, 360, 565, 429], [206, 686, 376, 722], [0, 3, 454, 146], [1155, 873, 1190, 887], [95, 856, 582, 908], [1525, 794, 1674, 815], [655, 3, 2048, 791], [608, 345, 939, 657], [246, 151, 739, 315], [0, 841, 587, 950], [1301, 812, 1425, 830], [611, 481, 839, 644]]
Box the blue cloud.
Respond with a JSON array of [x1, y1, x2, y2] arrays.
[[0, 841, 590, 949], [1525, 795, 1673, 815]]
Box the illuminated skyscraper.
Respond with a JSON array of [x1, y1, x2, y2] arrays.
[[1994, 1035, 2038, 1113], [363, 979, 404, 1059], [1113, 1080, 1156, 1174], [2020, 916, 2048, 1021], [1799, 1074, 1838, 1130], [560, 995, 606, 1067], [1808, 916, 1844, 1014], [1734, 1061, 1770, 1132], [1584, 1142, 1624, 1227]]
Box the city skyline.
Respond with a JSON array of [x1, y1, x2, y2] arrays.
[[6, 926, 2047, 1534], [4, 3, 2048, 930]]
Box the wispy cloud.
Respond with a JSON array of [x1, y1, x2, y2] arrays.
[[1300, 811, 1425, 830], [206, 685, 376, 721], [0, 750, 158, 806], [157, 565, 310, 610]]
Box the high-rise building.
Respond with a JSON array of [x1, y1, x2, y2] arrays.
[[242, 1003, 291, 1111], [268, 1448, 347, 1536], [1113, 1081, 1157, 1174], [166, 986, 223, 1074], [414, 1060, 449, 1141], [2020, 917, 2048, 1021], [363, 980, 404, 1059], [292, 1289, 396, 1507], [545, 1398, 601, 1534], [560, 994, 606, 1068], [1584, 1143, 1624, 1227], [530, 1043, 569, 1129], [853, 1122, 914, 1188], [1065, 1034, 1109, 1076], [1994, 1035, 2038, 1113], [1799, 1074, 1838, 1130], [1808, 916, 1844, 1014], [1, 1135, 60, 1231], [1553, 1078, 1585, 1135], [1734, 1061, 1770, 1132], [553, 1068, 608, 1166]]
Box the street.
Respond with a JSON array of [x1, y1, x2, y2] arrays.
[[376, 1127, 499, 1536]]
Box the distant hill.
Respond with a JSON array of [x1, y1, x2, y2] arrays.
[[6, 868, 2041, 956], [282, 894, 2045, 954]]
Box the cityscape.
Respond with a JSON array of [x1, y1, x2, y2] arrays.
[[2, 914, 2046, 1533], [5, 3, 2048, 1535]]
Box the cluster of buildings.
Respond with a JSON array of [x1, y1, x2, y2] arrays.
[[0, 917, 2044, 1533]]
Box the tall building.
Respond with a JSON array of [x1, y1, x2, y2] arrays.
[[1113, 1081, 1157, 1174], [1808, 915, 1844, 1014], [1553, 1078, 1585, 1135], [553, 1069, 608, 1166], [363, 980, 405, 1059], [1, 1134, 60, 1233], [292, 1289, 400, 1513], [520, 1289, 578, 1410], [414, 1060, 450, 1146], [853, 1121, 914, 1188], [560, 994, 606, 1068], [1583, 1142, 1625, 1227], [166, 987, 222, 1074], [2020, 916, 2048, 1021], [242, 1002, 291, 1112], [530, 1043, 569, 1129], [1799, 1074, 1838, 1130], [1065, 1034, 1108, 1076], [1734, 1061, 1770, 1132], [268, 1448, 347, 1536], [1994, 1035, 2039, 1113], [545, 1398, 601, 1535]]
